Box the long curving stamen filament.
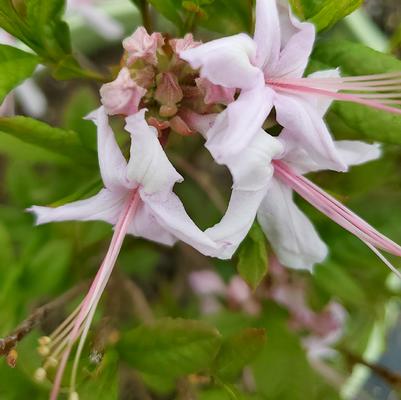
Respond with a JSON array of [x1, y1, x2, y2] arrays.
[[268, 72, 401, 115], [273, 160, 401, 279], [49, 189, 140, 400]]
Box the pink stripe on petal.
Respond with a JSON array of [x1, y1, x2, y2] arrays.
[[273, 161, 401, 276]]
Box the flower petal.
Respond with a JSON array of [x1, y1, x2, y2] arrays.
[[335, 140, 381, 167], [181, 34, 263, 90], [204, 131, 283, 258], [127, 200, 177, 246], [100, 67, 146, 116], [274, 92, 347, 172], [28, 189, 126, 226], [205, 188, 268, 259], [253, 0, 281, 71], [141, 191, 218, 257], [205, 85, 274, 161], [78, 4, 124, 40], [125, 109, 183, 193], [86, 106, 130, 191], [304, 69, 340, 115], [273, 11, 315, 78], [257, 178, 328, 271]]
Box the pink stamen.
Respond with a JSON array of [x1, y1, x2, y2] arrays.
[[270, 83, 401, 115], [50, 189, 140, 400], [267, 71, 401, 115], [273, 161, 401, 278]]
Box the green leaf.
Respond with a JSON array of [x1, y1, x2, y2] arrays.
[[313, 262, 367, 306], [78, 352, 119, 400], [63, 87, 98, 151], [237, 222, 268, 290], [212, 328, 266, 381], [0, 45, 38, 103], [198, 0, 252, 35], [310, 40, 401, 145], [290, 0, 363, 31], [119, 318, 222, 378], [148, 0, 184, 30], [0, 116, 97, 165], [25, 0, 72, 58], [252, 303, 341, 400]]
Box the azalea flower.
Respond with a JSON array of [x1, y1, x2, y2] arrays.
[[29, 107, 217, 400], [257, 137, 382, 270], [67, 0, 124, 41], [184, 111, 284, 258], [180, 0, 401, 169]]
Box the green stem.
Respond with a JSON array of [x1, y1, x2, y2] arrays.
[[139, 0, 152, 32]]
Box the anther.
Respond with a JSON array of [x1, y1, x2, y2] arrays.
[[38, 336, 51, 346], [34, 367, 47, 382], [38, 345, 50, 357], [69, 391, 79, 400]]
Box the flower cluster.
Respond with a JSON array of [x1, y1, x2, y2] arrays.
[[28, 0, 401, 398]]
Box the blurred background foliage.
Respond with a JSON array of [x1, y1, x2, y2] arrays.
[[0, 0, 401, 399]]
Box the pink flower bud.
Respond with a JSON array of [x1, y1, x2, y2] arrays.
[[170, 33, 201, 55], [100, 67, 146, 116], [123, 27, 164, 66], [154, 72, 183, 107], [169, 115, 193, 136], [196, 78, 235, 105]]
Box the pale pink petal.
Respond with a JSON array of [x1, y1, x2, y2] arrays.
[[273, 11, 315, 79], [15, 78, 47, 117], [123, 27, 164, 65], [227, 276, 251, 303], [124, 110, 183, 193], [78, 4, 124, 40], [179, 109, 217, 138], [274, 92, 347, 171], [142, 191, 218, 257], [304, 69, 340, 115], [28, 189, 127, 226], [181, 34, 263, 90], [253, 0, 281, 71], [334, 141, 381, 167], [205, 188, 268, 259], [0, 92, 15, 116], [205, 85, 274, 161], [282, 139, 380, 174], [204, 132, 282, 258], [224, 131, 283, 191], [100, 67, 146, 116], [170, 33, 201, 54], [188, 270, 226, 296], [257, 178, 328, 271], [127, 200, 176, 246], [196, 78, 236, 105], [86, 107, 131, 191]]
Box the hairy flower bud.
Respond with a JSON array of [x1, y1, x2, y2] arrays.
[[123, 27, 164, 66], [154, 72, 183, 109], [100, 68, 146, 116]]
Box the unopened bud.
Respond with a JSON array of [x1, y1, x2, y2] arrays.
[[159, 104, 177, 118], [34, 367, 47, 382], [6, 348, 17, 368], [69, 391, 79, 400], [154, 72, 183, 107], [169, 116, 193, 136]]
